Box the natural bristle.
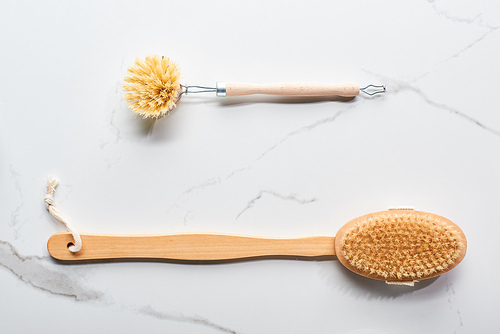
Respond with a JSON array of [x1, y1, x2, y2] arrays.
[[340, 213, 464, 281], [123, 55, 181, 118]]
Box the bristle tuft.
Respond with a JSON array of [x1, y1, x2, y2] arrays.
[[123, 55, 181, 118], [340, 213, 464, 280]]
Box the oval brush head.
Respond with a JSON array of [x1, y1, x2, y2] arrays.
[[335, 210, 467, 282], [123, 55, 181, 118]]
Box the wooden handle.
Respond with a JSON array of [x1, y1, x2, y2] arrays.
[[224, 82, 360, 97], [47, 232, 336, 261]]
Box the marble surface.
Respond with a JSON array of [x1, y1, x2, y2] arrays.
[[1, 0, 499, 333]]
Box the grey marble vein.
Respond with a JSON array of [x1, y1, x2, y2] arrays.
[[364, 69, 500, 138], [183, 209, 194, 224], [427, 0, 482, 25], [9, 165, 24, 239], [0, 239, 239, 333], [426, 0, 499, 29], [101, 80, 123, 150], [0, 239, 102, 300], [236, 190, 318, 219], [101, 58, 125, 151], [446, 26, 499, 60], [414, 1, 500, 84], [393, 80, 500, 138], [413, 26, 499, 82], [226, 107, 351, 180], [168, 108, 350, 215], [445, 276, 464, 333], [136, 305, 238, 334]]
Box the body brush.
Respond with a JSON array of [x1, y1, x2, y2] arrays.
[[123, 55, 386, 118], [47, 209, 466, 284]]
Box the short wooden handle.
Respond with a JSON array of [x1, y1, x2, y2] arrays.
[[47, 233, 336, 261], [224, 82, 360, 97]]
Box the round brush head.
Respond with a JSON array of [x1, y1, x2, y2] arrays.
[[336, 210, 466, 282], [123, 55, 182, 118]]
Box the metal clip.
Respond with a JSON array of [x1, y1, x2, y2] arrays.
[[360, 84, 386, 96]]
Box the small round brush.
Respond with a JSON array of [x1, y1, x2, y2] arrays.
[[123, 55, 386, 119]]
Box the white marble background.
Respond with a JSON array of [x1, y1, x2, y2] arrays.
[[1, 0, 499, 333]]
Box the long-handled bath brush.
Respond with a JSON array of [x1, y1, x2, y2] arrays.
[[47, 207, 466, 284], [123, 55, 386, 119]]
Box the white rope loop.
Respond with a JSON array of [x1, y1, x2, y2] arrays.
[[44, 177, 82, 252]]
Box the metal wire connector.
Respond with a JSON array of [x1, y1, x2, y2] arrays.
[[360, 84, 386, 96], [181, 85, 217, 96]]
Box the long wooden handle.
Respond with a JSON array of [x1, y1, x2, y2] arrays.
[[224, 82, 359, 97], [47, 232, 336, 261]]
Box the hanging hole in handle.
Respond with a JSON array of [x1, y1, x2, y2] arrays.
[[67, 242, 75, 250]]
